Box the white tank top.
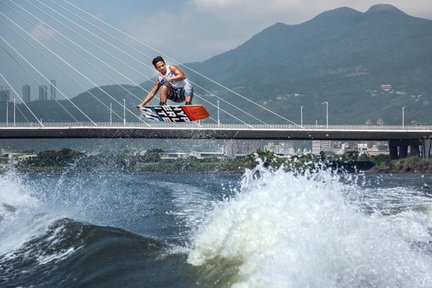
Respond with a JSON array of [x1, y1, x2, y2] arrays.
[[158, 65, 192, 89]]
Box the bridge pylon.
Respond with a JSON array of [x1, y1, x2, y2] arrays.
[[389, 138, 432, 160], [422, 138, 432, 160]]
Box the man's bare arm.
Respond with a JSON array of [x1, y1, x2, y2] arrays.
[[138, 81, 161, 107]]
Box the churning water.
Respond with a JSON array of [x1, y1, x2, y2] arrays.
[[1, 165, 432, 287]]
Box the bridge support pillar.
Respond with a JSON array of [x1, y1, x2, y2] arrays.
[[399, 145, 408, 158], [422, 138, 432, 160], [389, 140, 421, 160], [389, 141, 399, 160], [410, 145, 420, 157]]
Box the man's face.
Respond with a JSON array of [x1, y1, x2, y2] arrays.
[[155, 61, 167, 75]]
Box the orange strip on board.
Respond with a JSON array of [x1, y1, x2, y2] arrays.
[[181, 105, 210, 121]]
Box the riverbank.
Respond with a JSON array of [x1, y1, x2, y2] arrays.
[[4, 148, 432, 174], [367, 157, 432, 173]]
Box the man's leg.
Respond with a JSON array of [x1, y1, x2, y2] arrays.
[[184, 87, 193, 105], [159, 85, 170, 105], [185, 96, 192, 105]]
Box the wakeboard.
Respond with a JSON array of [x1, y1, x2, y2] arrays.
[[138, 105, 209, 122]]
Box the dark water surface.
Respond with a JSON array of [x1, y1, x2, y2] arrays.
[[1, 168, 432, 287]]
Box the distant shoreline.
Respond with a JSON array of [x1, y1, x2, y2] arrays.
[[4, 160, 432, 175], [3, 148, 432, 175]]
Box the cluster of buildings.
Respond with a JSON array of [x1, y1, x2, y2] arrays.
[[311, 140, 389, 156], [149, 140, 389, 161], [0, 80, 57, 103], [0, 149, 37, 168], [261, 140, 388, 157], [0, 139, 389, 170]]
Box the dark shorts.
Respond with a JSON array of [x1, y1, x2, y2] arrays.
[[166, 85, 193, 103]]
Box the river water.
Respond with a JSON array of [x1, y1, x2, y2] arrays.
[[1, 165, 432, 287]]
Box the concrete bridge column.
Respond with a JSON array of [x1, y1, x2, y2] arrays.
[[410, 144, 420, 157], [422, 138, 432, 160], [399, 145, 408, 158], [389, 141, 399, 160], [389, 140, 422, 159]]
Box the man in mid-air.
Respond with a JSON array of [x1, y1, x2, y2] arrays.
[[137, 56, 193, 108]]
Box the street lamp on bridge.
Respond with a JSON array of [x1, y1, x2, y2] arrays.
[[123, 99, 126, 126], [322, 101, 328, 128], [5, 101, 8, 126], [13, 98, 16, 127], [402, 106, 406, 129], [217, 100, 220, 127], [110, 102, 112, 126], [300, 105, 303, 126]]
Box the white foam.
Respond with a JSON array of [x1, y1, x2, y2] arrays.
[[37, 246, 81, 265], [0, 171, 54, 255], [187, 166, 432, 287]]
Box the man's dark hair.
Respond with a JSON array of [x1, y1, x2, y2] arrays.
[[152, 56, 165, 67]]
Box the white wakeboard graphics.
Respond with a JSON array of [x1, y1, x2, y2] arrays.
[[139, 105, 209, 123]]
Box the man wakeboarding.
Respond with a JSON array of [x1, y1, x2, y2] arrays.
[[137, 56, 193, 108]]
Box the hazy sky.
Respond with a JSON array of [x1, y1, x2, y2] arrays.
[[1, 0, 431, 99], [65, 0, 432, 62]]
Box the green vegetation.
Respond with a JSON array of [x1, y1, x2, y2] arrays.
[[15, 148, 432, 174], [23, 148, 85, 168], [368, 156, 432, 173]]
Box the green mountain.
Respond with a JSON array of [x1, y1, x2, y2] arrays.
[[186, 4, 432, 125], [3, 4, 431, 125]]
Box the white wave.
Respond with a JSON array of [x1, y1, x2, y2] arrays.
[[0, 171, 56, 256], [37, 246, 81, 265], [187, 166, 432, 288]]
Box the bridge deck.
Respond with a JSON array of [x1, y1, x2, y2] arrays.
[[1, 123, 432, 140]]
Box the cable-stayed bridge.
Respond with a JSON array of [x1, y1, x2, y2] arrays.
[[0, 122, 430, 141], [1, 122, 431, 160], [0, 0, 431, 160]]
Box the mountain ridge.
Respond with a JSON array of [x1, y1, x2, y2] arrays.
[[366, 3, 407, 15], [184, 3, 432, 124], [5, 4, 432, 125]]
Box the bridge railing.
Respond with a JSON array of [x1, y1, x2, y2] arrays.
[[1, 122, 432, 131]]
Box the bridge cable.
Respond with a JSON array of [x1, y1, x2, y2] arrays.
[[60, 0, 301, 127], [0, 40, 79, 123], [20, 3, 209, 128], [44, 0, 258, 126], [0, 12, 146, 126], [50, 0, 261, 125], [0, 17, 112, 126], [17, 0, 209, 127], [6, 1, 150, 125], [4, 0, 251, 127], [31, 0, 247, 126], [0, 38, 98, 126], [0, 72, 44, 126], [0, 29, 126, 124], [29, 1, 253, 126], [14, 104, 32, 124], [0, 21, 98, 126], [17, 0, 153, 102]]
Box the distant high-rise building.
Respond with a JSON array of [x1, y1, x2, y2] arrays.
[[22, 84, 31, 103], [50, 80, 56, 100], [39, 84, 48, 101], [224, 140, 260, 156], [0, 86, 11, 102], [312, 140, 334, 155]]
